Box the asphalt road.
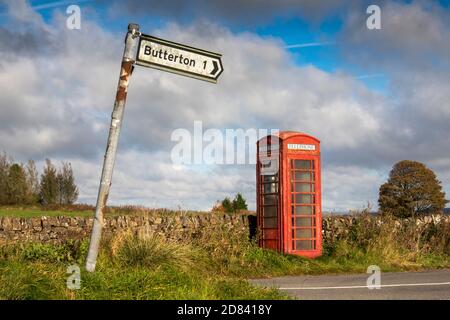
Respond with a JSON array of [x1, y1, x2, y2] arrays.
[[250, 269, 450, 300]]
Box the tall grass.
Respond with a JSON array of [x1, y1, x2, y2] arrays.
[[108, 231, 199, 270], [0, 211, 449, 300], [325, 211, 450, 270]]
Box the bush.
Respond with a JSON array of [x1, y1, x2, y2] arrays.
[[233, 193, 248, 211], [221, 197, 233, 213], [216, 194, 248, 213]]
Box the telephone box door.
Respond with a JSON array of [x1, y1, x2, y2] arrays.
[[286, 156, 321, 257]]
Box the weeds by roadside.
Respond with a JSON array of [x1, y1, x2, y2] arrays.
[[0, 209, 448, 299]]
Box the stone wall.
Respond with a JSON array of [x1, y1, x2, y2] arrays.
[[0, 213, 448, 244], [322, 214, 450, 243], [0, 213, 253, 243]]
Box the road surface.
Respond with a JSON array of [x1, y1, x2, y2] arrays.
[[250, 269, 450, 300]]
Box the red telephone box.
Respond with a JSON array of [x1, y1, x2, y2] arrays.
[[256, 131, 322, 258]]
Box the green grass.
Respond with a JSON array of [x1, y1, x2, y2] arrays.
[[0, 205, 209, 218], [0, 237, 288, 300], [0, 206, 93, 218], [0, 208, 449, 300], [1, 233, 448, 300]]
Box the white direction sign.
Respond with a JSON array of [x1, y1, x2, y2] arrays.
[[136, 34, 223, 83]]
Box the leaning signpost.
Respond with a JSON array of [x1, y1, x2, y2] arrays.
[[85, 24, 223, 272]]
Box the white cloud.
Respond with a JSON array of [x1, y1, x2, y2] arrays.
[[322, 165, 386, 212], [1, 1, 449, 212]]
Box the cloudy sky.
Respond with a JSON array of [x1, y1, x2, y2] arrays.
[[0, 0, 449, 211]]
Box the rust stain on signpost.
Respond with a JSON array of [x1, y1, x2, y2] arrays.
[[85, 24, 140, 272], [116, 62, 133, 101]]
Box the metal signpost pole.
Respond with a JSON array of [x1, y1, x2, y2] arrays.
[[85, 23, 222, 272], [85, 23, 140, 272]]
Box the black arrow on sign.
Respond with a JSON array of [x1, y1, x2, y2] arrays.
[[210, 61, 219, 76]]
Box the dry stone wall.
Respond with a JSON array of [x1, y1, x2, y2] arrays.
[[0, 213, 448, 244], [0, 214, 252, 243]]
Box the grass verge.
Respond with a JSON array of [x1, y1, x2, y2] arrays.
[[0, 211, 449, 299]]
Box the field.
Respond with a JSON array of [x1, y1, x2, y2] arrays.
[[0, 206, 449, 300], [0, 205, 205, 218], [0, 206, 93, 218]]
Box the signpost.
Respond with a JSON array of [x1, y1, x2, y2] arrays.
[[136, 34, 223, 83], [85, 24, 223, 272]]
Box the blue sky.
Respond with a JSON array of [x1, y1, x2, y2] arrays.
[[1, 0, 449, 211], [24, 0, 388, 91]]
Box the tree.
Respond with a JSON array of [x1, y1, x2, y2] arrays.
[[217, 194, 248, 213], [221, 197, 234, 213], [6, 163, 28, 204], [0, 152, 11, 205], [25, 159, 40, 204], [57, 162, 78, 205], [232, 193, 248, 211], [40, 159, 59, 205], [378, 160, 446, 218]]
